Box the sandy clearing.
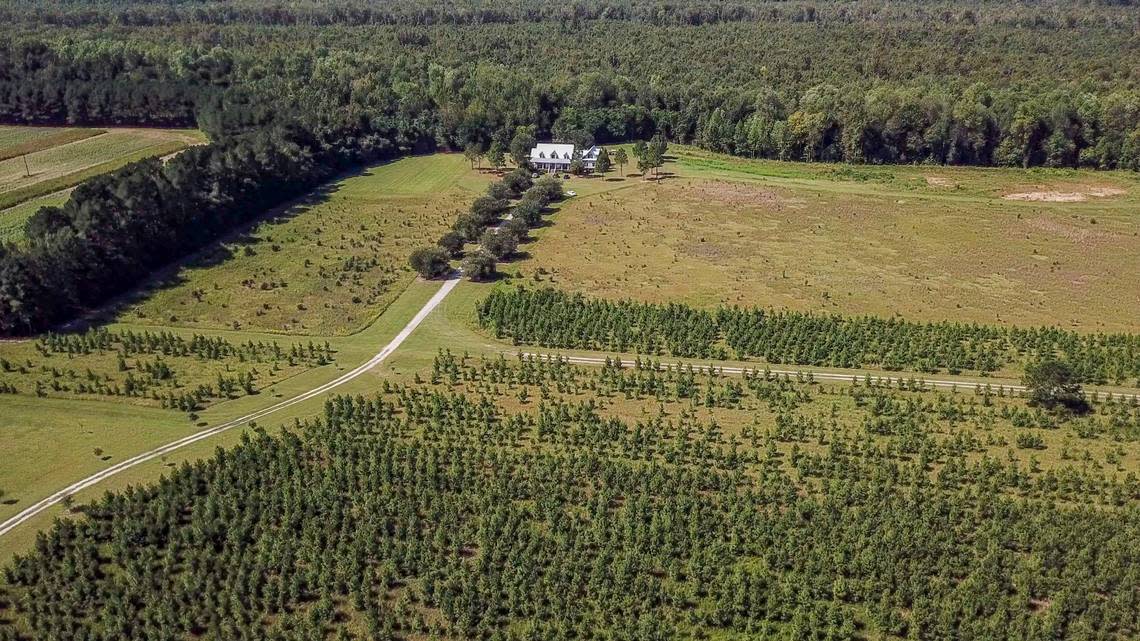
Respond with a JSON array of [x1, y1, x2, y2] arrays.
[[924, 175, 956, 188], [1003, 187, 1126, 202], [687, 180, 804, 208]]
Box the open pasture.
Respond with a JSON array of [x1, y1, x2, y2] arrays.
[[122, 153, 486, 335], [514, 146, 1140, 332], [0, 126, 204, 212]]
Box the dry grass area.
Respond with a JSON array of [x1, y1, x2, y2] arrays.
[[514, 148, 1140, 332], [0, 127, 202, 194], [1002, 186, 1127, 202], [123, 154, 486, 335], [0, 126, 206, 216]]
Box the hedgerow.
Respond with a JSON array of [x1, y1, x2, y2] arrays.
[[477, 288, 1140, 383]]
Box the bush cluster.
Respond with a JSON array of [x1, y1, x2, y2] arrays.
[[410, 164, 564, 281], [477, 287, 1140, 383]]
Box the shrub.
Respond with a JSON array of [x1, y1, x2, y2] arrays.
[[408, 247, 451, 279], [502, 218, 529, 241], [503, 168, 533, 196], [480, 229, 518, 259], [453, 213, 484, 241], [471, 195, 508, 224], [437, 231, 466, 257], [513, 197, 544, 226], [531, 175, 564, 203], [487, 182, 513, 201], [461, 250, 497, 281]]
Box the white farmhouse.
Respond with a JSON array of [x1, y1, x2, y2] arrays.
[[529, 143, 603, 173]]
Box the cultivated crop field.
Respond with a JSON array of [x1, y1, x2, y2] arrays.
[[513, 146, 1140, 332], [0, 126, 204, 213], [0, 127, 103, 161], [122, 154, 488, 335]]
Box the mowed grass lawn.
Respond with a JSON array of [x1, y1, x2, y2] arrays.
[[123, 153, 488, 335], [0, 126, 205, 212], [512, 145, 1140, 332]]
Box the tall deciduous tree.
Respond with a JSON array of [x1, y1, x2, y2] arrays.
[[488, 141, 506, 171], [613, 148, 628, 176], [408, 247, 451, 279], [509, 127, 537, 167], [1024, 358, 1087, 412]]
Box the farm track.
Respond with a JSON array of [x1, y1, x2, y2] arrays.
[[0, 274, 462, 539], [5, 193, 1136, 545], [0, 207, 514, 539], [517, 352, 1140, 402]]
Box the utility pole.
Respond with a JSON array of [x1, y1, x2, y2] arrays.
[[22, 153, 30, 177]]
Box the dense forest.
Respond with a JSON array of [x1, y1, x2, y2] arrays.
[[3, 0, 1140, 166], [2, 353, 1140, 640], [3, 0, 1140, 332]]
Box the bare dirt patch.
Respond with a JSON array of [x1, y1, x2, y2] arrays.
[[1024, 218, 1122, 246], [687, 180, 803, 208], [682, 239, 730, 262], [924, 175, 956, 188], [1003, 186, 1126, 202]]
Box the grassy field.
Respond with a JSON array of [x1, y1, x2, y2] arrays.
[[0, 126, 205, 212], [0, 277, 445, 561], [510, 146, 1140, 332], [0, 189, 70, 243], [0, 127, 104, 162], [121, 153, 488, 335], [3, 148, 1140, 567], [0, 154, 492, 559]]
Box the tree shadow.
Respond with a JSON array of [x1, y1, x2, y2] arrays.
[[469, 270, 510, 283]]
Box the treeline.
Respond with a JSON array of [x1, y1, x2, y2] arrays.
[[2, 2, 1140, 329], [0, 125, 397, 334], [0, 40, 217, 127], [6, 0, 1140, 28], [411, 160, 565, 281], [698, 84, 1140, 168], [3, 382, 1140, 640], [476, 288, 1140, 383], [5, 0, 1140, 165]]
